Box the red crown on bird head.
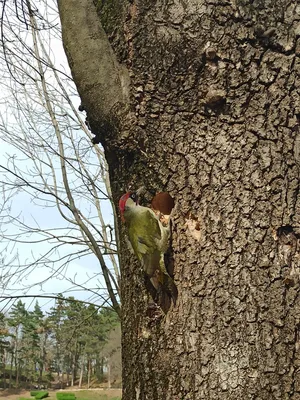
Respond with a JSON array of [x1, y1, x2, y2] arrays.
[[119, 192, 138, 222]]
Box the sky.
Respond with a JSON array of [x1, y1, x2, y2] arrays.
[[0, 0, 118, 313]]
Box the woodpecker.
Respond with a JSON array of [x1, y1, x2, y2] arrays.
[[119, 192, 177, 304]]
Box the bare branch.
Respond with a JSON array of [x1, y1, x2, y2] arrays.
[[0, 0, 121, 315]]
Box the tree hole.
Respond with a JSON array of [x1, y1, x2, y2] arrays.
[[151, 192, 174, 215], [276, 225, 300, 240]]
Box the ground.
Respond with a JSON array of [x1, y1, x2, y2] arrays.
[[0, 388, 122, 400]]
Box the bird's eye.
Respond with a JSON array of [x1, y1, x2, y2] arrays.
[[130, 192, 137, 201]]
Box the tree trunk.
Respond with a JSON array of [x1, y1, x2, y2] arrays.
[[15, 362, 19, 389], [107, 358, 111, 389], [39, 364, 42, 383], [78, 359, 84, 388], [58, 0, 300, 398], [14, 332, 19, 389], [66, 369, 70, 387], [95, 358, 103, 382], [2, 350, 6, 389], [71, 349, 78, 387], [40, 332, 48, 383], [9, 354, 12, 389], [87, 360, 91, 389]]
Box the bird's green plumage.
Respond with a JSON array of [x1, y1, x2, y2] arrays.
[[123, 198, 177, 303], [127, 209, 162, 256], [124, 203, 169, 277]]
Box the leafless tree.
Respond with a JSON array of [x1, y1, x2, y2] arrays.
[[0, 0, 120, 315]]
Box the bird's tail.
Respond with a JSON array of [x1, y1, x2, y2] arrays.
[[157, 255, 177, 303], [161, 272, 178, 304], [148, 254, 177, 311]]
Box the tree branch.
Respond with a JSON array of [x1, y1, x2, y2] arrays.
[[57, 0, 129, 128]]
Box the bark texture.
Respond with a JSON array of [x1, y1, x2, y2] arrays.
[[58, 0, 300, 398]]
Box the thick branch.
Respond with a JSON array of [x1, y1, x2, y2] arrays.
[[57, 0, 129, 128]]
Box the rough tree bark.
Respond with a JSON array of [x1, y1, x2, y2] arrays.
[[58, 0, 300, 398]]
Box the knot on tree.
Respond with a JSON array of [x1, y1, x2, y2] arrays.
[[204, 89, 227, 111], [274, 225, 300, 287]]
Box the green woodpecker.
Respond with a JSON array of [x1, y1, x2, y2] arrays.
[[119, 192, 177, 303]]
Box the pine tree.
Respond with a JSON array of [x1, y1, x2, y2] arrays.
[[7, 300, 27, 388], [18, 302, 44, 385]]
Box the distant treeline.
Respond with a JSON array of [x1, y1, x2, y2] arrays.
[[0, 298, 121, 389]]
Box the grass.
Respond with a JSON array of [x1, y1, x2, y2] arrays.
[[72, 392, 121, 400], [19, 392, 122, 400], [54, 393, 121, 400], [1, 389, 121, 400], [17, 395, 122, 400], [75, 398, 121, 400]]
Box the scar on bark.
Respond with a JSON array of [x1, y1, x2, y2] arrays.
[[273, 225, 300, 287], [204, 89, 227, 112], [185, 213, 201, 242]]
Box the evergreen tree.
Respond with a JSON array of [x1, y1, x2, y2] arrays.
[[7, 300, 27, 388], [18, 302, 44, 385], [0, 312, 10, 389], [0, 298, 120, 389], [47, 297, 67, 385]]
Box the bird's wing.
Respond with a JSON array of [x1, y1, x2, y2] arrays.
[[128, 207, 161, 254], [128, 209, 162, 258], [127, 208, 171, 279], [141, 251, 162, 281]]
